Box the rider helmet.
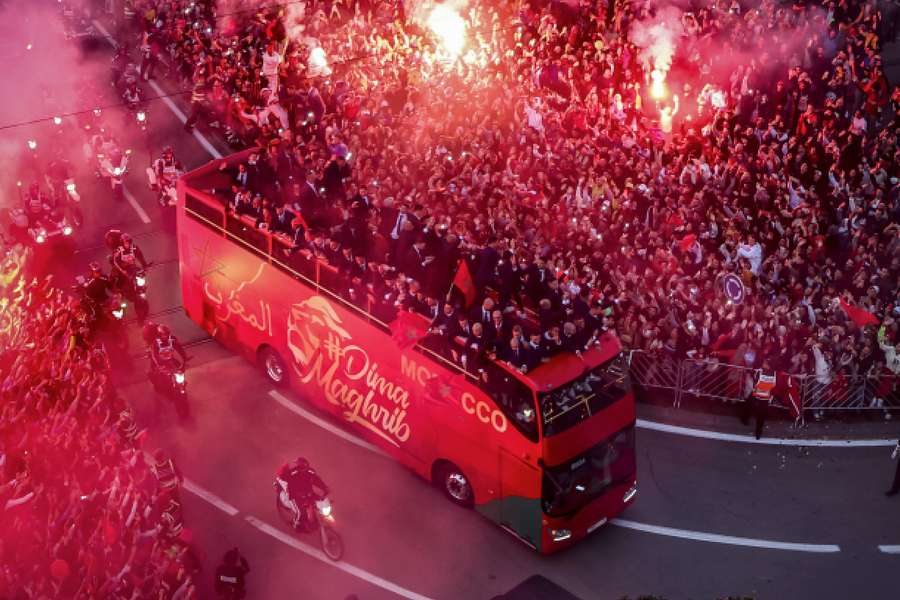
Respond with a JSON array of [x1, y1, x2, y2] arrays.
[[157, 324, 171, 337], [121, 232, 132, 245], [89, 261, 102, 275], [293, 457, 309, 471]]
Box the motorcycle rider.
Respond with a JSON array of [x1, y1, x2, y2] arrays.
[[83, 261, 112, 306], [111, 233, 149, 287], [23, 182, 49, 225], [122, 79, 143, 111], [147, 146, 184, 206], [150, 323, 189, 375], [214, 548, 250, 599], [276, 457, 328, 529]]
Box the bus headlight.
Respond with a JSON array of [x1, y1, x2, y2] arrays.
[[623, 481, 638, 503], [550, 528, 572, 542]]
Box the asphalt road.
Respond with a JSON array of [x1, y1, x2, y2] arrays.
[[2, 8, 899, 600]]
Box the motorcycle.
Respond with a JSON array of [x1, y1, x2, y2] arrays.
[[45, 161, 84, 227], [150, 353, 189, 418], [274, 479, 344, 561], [96, 148, 131, 200], [73, 278, 129, 350], [146, 163, 183, 207], [114, 266, 149, 323]]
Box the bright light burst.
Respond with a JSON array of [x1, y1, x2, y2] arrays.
[[427, 5, 466, 58], [650, 69, 667, 100]]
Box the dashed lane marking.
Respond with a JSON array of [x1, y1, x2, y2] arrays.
[[122, 185, 152, 224], [90, 19, 223, 160], [878, 545, 900, 554], [269, 390, 387, 457], [636, 418, 897, 448], [610, 518, 841, 553], [245, 516, 437, 600], [182, 478, 240, 516]]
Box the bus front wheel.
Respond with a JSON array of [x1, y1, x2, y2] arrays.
[[435, 462, 473, 508], [259, 347, 288, 386]]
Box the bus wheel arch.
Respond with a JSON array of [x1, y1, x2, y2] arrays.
[[432, 460, 474, 508], [257, 345, 288, 386]]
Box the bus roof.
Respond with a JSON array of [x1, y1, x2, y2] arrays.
[[525, 333, 622, 393]]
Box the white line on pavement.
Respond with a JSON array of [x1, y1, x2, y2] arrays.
[[269, 391, 388, 457], [90, 19, 223, 160], [878, 545, 900, 554], [610, 518, 841, 553], [636, 418, 897, 448], [182, 478, 240, 516], [122, 185, 152, 224], [144, 79, 223, 160], [245, 515, 436, 600]]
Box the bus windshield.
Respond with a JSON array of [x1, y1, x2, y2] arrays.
[[538, 354, 630, 437], [541, 425, 636, 517]]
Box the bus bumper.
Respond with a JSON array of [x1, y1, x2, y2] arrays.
[[540, 477, 637, 554]]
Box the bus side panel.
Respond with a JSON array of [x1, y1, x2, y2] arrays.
[[179, 223, 543, 515]]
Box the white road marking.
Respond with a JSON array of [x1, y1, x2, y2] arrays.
[[90, 19, 223, 160], [269, 390, 387, 457], [610, 518, 841, 553], [878, 545, 900, 554], [636, 418, 897, 448], [182, 478, 240, 516], [245, 516, 436, 600], [122, 185, 152, 224]]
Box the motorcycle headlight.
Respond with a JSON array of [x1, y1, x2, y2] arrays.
[[66, 182, 76, 192], [316, 499, 333, 517], [113, 167, 122, 176], [136, 111, 146, 122], [63, 226, 73, 236], [174, 372, 185, 384], [135, 276, 146, 287], [112, 308, 124, 319], [550, 528, 572, 542], [35, 233, 46, 244]]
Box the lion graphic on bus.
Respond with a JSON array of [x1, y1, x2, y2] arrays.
[[286, 295, 351, 374]]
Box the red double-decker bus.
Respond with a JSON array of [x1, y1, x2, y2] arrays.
[[176, 151, 637, 553]]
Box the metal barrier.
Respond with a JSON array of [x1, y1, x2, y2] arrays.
[[628, 351, 900, 416]]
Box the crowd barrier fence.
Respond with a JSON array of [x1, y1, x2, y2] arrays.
[[627, 351, 900, 419]]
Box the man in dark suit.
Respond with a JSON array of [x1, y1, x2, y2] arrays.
[[470, 297, 496, 328], [402, 237, 434, 284], [501, 337, 530, 372], [525, 332, 545, 371], [272, 204, 296, 236]]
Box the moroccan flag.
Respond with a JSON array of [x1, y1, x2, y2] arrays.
[[775, 372, 803, 423], [839, 298, 879, 327], [679, 234, 697, 252], [425, 372, 469, 406], [451, 259, 477, 308], [389, 310, 429, 350]]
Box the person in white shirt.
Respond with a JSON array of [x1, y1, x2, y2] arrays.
[[737, 234, 763, 275]]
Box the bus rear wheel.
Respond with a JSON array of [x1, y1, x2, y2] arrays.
[[259, 347, 288, 386], [435, 462, 473, 508]]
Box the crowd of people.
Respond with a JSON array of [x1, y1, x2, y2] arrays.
[[125, 0, 900, 395], [0, 245, 198, 599]]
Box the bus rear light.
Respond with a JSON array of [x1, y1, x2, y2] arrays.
[[623, 482, 638, 503], [550, 528, 572, 542]]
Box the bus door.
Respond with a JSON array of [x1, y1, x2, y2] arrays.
[[488, 366, 543, 549]]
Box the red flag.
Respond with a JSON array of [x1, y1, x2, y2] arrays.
[[425, 372, 469, 405], [775, 372, 803, 422], [452, 259, 477, 308], [839, 298, 879, 327], [389, 310, 429, 349], [679, 234, 697, 252]]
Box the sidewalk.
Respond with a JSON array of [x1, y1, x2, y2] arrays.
[[637, 398, 900, 442]]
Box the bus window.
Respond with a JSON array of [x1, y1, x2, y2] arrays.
[[225, 214, 270, 257], [541, 425, 635, 517], [482, 362, 539, 442], [184, 192, 225, 231], [539, 354, 631, 437]]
